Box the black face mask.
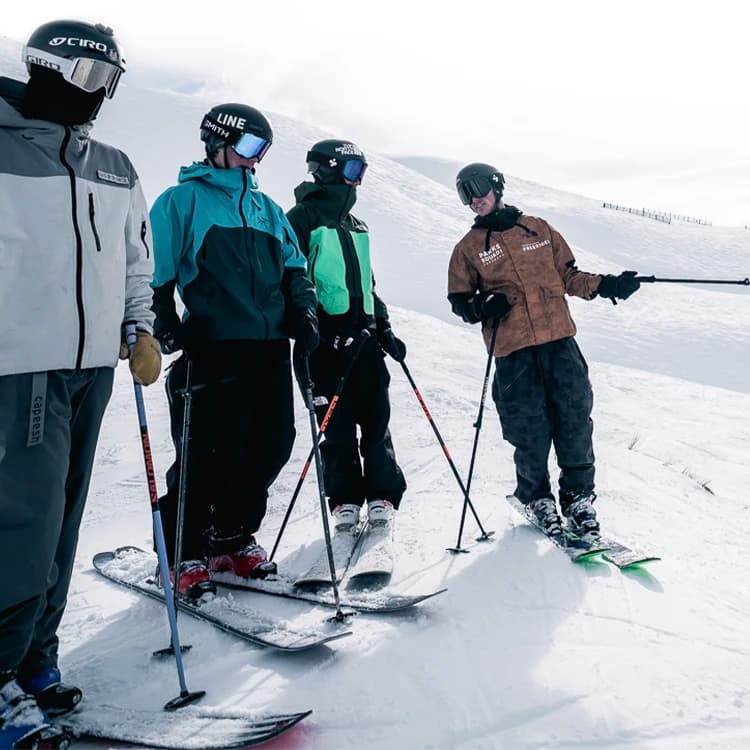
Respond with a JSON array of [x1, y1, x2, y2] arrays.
[[21, 68, 106, 126]]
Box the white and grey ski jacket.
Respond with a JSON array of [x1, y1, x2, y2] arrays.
[[0, 77, 154, 377]]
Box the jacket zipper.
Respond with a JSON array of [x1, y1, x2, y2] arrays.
[[60, 128, 86, 369], [337, 226, 363, 303], [88, 193, 102, 252], [140, 220, 150, 258], [238, 170, 269, 338], [309, 245, 320, 284]]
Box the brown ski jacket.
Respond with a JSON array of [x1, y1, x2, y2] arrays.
[[448, 212, 601, 357]]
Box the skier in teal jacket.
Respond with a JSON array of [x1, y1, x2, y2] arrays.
[[150, 103, 318, 598]]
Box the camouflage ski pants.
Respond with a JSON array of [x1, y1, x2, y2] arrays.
[[491, 337, 594, 504]]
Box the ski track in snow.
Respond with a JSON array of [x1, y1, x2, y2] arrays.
[[61, 316, 750, 749]]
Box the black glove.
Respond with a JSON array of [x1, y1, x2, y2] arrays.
[[377, 326, 407, 362], [157, 316, 212, 355], [597, 271, 640, 304], [331, 334, 357, 351], [481, 292, 512, 320], [291, 308, 320, 355], [448, 292, 485, 324]]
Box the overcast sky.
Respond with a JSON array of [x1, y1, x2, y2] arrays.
[[4, 0, 748, 226]]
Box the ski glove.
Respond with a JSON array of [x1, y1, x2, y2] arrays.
[[377, 326, 407, 362], [481, 292, 512, 320], [597, 270, 640, 304], [448, 292, 511, 324], [119, 331, 162, 385], [157, 316, 213, 355], [292, 308, 320, 355], [448, 292, 485, 324]]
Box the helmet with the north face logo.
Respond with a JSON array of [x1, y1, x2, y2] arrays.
[[24, 20, 125, 99], [456, 163, 505, 205], [306, 139, 368, 185]]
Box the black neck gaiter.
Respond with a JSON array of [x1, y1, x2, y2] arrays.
[[21, 69, 105, 126], [472, 205, 523, 231]]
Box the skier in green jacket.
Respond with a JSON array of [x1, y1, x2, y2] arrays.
[[286, 139, 407, 536]]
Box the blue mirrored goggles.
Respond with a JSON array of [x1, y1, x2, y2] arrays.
[[231, 132, 271, 161], [341, 159, 367, 183]]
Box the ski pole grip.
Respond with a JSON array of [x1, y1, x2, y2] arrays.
[[124, 322, 138, 353], [635, 275, 656, 283]]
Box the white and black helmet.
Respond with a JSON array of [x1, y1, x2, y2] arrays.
[[23, 19, 125, 99]]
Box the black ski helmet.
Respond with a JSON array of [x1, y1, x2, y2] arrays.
[[306, 139, 368, 185], [23, 20, 125, 99], [456, 163, 505, 205], [200, 103, 273, 161]]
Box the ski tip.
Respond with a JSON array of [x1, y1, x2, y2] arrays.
[[93, 546, 146, 566], [613, 556, 662, 569]]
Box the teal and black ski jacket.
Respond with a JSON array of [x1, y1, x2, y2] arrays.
[[150, 162, 315, 342], [286, 181, 388, 341]]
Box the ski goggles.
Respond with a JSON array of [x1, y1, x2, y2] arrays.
[[341, 159, 367, 183], [24, 47, 123, 98], [457, 176, 495, 205], [231, 132, 272, 161]]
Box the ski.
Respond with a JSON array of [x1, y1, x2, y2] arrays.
[[506, 495, 611, 562], [294, 524, 365, 587], [93, 548, 352, 651], [55, 703, 310, 749], [598, 536, 660, 569], [212, 571, 446, 613], [346, 521, 394, 587]]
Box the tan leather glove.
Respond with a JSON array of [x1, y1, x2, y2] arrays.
[[122, 331, 162, 385]]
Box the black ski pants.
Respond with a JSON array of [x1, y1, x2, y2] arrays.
[[491, 337, 595, 505], [159, 340, 295, 563], [308, 338, 406, 512]]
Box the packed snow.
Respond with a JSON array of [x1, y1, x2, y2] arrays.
[[2, 37, 749, 749]]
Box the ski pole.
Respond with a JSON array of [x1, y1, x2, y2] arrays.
[[636, 275, 749, 286], [294, 350, 352, 622], [448, 317, 501, 554], [270, 330, 370, 561], [399, 359, 493, 543], [125, 324, 205, 711], [169, 354, 193, 637]]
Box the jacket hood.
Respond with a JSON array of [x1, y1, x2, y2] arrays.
[[293, 180, 357, 218], [178, 161, 260, 193]]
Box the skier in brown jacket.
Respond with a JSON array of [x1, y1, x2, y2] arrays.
[[447, 163, 640, 537]]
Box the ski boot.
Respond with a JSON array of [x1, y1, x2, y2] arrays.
[[332, 504, 361, 533], [525, 496, 564, 536], [367, 499, 394, 527], [210, 538, 277, 580], [160, 559, 216, 600], [18, 668, 81, 717], [561, 492, 600, 537], [0, 676, 71, 749]]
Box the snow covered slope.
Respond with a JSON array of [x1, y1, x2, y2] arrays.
[[66, 308, 750, 750], [2, 36, 749, 749]]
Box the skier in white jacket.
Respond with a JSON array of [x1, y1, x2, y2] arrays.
[[0, 19, 161, 749]]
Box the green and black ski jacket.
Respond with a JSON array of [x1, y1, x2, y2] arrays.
[[286, 182, 389, 342]]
